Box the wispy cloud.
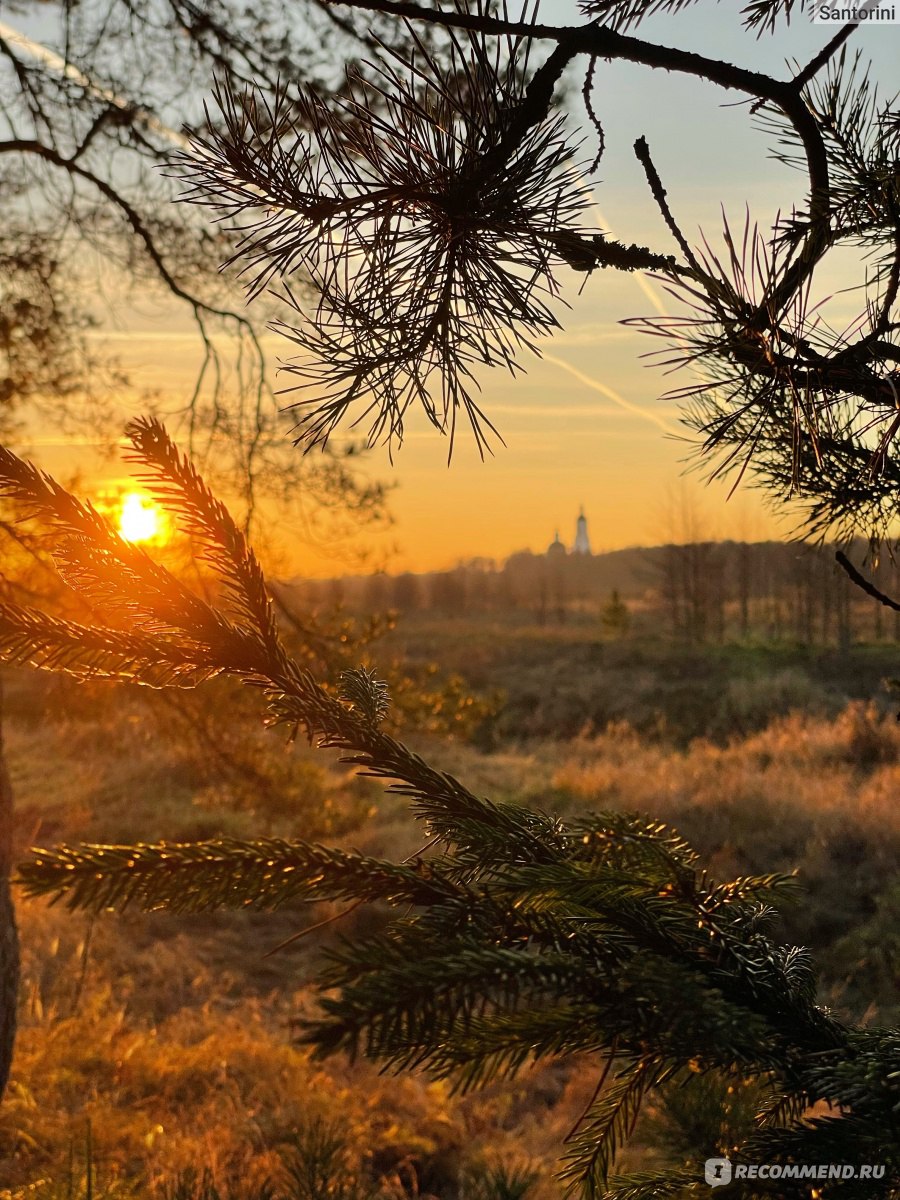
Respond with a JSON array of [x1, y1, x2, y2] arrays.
[[541, 354, 678, 434], [20, 436, 112, 448], [550, 325, 636, 348], [490, 402, 621, 419], [588, 200, 670, 319]]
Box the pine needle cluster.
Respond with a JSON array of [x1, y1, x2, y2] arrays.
[[172, 5, 588, 454], [1, 424, 897, 1198]]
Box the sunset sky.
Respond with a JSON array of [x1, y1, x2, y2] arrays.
[[19, 3, 900, 576]]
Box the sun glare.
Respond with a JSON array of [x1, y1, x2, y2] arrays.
[[118, 492, 163, 543]]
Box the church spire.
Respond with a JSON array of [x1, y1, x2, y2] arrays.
[[573, 506, 591, 555]]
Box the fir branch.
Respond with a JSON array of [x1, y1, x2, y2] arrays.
[[0, 603, 218, 688], [0, 444, 220, 639], [16, 838, 463, 915], [560, 1059, 671, 1198]]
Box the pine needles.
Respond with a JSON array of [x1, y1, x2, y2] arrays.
[[172, 7, 590, 456], [3, 424, 899, 1198], [157, 0, 900, 551]]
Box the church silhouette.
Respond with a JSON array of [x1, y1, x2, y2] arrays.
[[546, 508, 592, 556]]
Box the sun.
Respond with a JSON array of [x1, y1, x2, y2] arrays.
[[117, 492, 165, 543]]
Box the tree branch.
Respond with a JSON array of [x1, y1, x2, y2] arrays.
[[322, 0, 831, 304], [633, 135, 703, 277], [792, 22, 857, 93], [0, 139, 228, 320], [835, 550, 900, 612]]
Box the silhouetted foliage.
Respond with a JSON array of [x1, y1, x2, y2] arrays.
[[167, 0, 900, 565]]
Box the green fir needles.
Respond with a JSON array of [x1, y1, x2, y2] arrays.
[[3, 421, 899, 1198]]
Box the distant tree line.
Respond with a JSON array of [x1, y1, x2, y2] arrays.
[[648, 539, 895, 647], [295, 539, 900, 647]]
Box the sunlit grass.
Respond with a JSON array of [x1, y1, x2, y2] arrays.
[[4, 647, 900, 1195]]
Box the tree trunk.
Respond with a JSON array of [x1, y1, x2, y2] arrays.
[[737, 543, 752, 640], [0, 672, 20, 1100]]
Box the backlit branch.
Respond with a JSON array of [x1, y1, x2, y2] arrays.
[[1, 422, 897, 1197]]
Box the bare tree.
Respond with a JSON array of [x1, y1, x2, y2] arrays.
[[0, 0, 402, 527]]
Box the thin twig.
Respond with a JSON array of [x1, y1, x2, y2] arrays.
[[835, 550, 900, 611], [261, 834, 442, 958], [582, 55, 605, 173], [633, 135, 702, 276], [563, 1043, 618, 1143], [793, 24, 857, 93], [69, 916, 94, 1016], [261, 898, 366, 958]]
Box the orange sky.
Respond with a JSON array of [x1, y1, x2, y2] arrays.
[[29, 280, 795, 578], [19, 10, 899, 577]]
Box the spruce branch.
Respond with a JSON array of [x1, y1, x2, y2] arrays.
[[338, 666, 391, 725], [17, 838, 461, 915], [3, 426, 898, 1196], [597, 1173, 702, 1200], [0, 603, 218, 687], [560, 1059, 672, 1198], [124, 416, 283, 653]]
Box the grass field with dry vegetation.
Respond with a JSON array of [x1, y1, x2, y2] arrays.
[[2, 616, 898, 1198]]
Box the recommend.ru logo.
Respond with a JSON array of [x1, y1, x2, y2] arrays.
[[705, 1158, 732, 1187], [704, 1158, 886, 1187]]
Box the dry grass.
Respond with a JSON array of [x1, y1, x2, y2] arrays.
[[2, 663, 898, 1194], [550, 702, 900, 853], [4, 891, 589, 1196]]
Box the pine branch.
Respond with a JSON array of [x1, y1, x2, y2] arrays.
[[16, 838, 462, 914], [560, 1060, 671, 1198]]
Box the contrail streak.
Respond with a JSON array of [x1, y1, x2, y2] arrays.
[[0, 19, 190, 149], [542, 177, 677, 432], [542, 353, 677, 434], [589, 201, 670, 318], [539, 180, 702, 431]]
